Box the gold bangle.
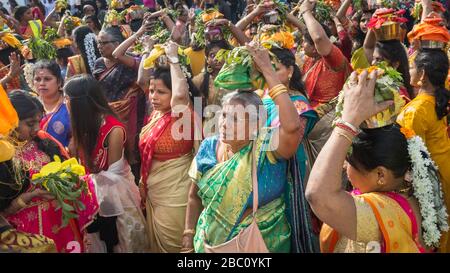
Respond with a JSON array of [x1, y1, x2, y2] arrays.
[[180, 248, 195, 253], [183, 229, 196, 236], [336, 130, 353, 144], [269, 84, 287, 98], [16, 196, 27, 209]]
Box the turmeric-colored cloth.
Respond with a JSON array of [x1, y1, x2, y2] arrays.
[[351, 47, 370, 70], [184, 47, 205, 77], [0, 225, 57, 253], [396, 93, 450, 252], [66, 55, 87, 80], [320, 193, 424, 253]]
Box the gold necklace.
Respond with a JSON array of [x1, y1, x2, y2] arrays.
[[43, 95, 63, 114]]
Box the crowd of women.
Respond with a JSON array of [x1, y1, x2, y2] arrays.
[[0, 0, 449, 253]]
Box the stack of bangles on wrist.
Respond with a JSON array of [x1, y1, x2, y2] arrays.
[[335, 119, 360, 143], [269, 84, 288, 100]]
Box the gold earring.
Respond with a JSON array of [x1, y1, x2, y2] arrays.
[[377, 179, 384, 186], [417, 80, 423, 87]]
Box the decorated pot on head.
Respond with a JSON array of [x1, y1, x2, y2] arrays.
[[407, 14, 450, 50], [334, 62, 406, 129], [368, 8, 408, 41]]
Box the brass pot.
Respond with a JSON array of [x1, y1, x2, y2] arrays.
[[374, 22, 404, 41]]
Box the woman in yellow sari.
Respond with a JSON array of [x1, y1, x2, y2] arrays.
[[397, 17, 450, 252], [306, 69, 447, 253], [139, 41, 194, 253], [65, 26, 100, 80]]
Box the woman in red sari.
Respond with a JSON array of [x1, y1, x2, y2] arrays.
[[5, 90, 96, 253], [139, 41, 194, 253]]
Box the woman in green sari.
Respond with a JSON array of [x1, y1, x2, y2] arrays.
[[182, 42, 303, 253]]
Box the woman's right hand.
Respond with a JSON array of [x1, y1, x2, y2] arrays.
[[341, 70, 393, 127]]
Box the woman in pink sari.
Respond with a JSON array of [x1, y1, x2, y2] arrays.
[[4, 90, 98, 253]]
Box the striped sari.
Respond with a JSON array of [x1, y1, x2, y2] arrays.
[[189, 128, 291, 253]]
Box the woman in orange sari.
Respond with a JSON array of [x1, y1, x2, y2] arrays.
[[306, 69, 447, 253]]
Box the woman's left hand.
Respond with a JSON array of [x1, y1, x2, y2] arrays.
[[341, 70, 394, 127], [164, 40, 179, 59], [246, 41, 272, 74]]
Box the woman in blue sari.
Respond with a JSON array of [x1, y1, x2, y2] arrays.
[[33, 60, 71, 148], [182, 42, 304, 253], [258, 47, 319, 253]]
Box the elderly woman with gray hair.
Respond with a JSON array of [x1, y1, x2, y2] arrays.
[[181, 42, 303, 253]]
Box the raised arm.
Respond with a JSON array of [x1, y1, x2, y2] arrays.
[[112, 16, 152, 68], [206, 18, 250, 45], [43, 7, 58, 27], [305, 70, 393, 240], [363, 28, 376, 65], [137, 37, 157, 92], [421, 0, 433, 22], [0, 11, 20, 34], [335, 0, 352, 25], [165, 41, 190, 109], [286, 13, 307, 33], [247, 42, 301, 159], [300, 0, 333, 56], [235, 3, 269, 31]]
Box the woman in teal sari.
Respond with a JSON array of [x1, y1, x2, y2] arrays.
[[260, 48, 319, 253], [182, 42, 304, 253]]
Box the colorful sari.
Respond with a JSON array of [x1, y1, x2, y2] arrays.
[[8, 130, 98, 253], [262, 91, 319, 253], [320, 191, 429, 253], [190, 128, 291, 253], [139, 110, 194, 252], [40, 103, 71, 147]]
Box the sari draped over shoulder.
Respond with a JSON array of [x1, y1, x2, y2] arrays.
[[320, 192, 428, 253], [139, 110, 194, 252], [262, 91, 319, 253], [8, 131, 97, 253], [83, 115, 149, 253], [40, 103, 71, 147], [190, 128, 291, 253]]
